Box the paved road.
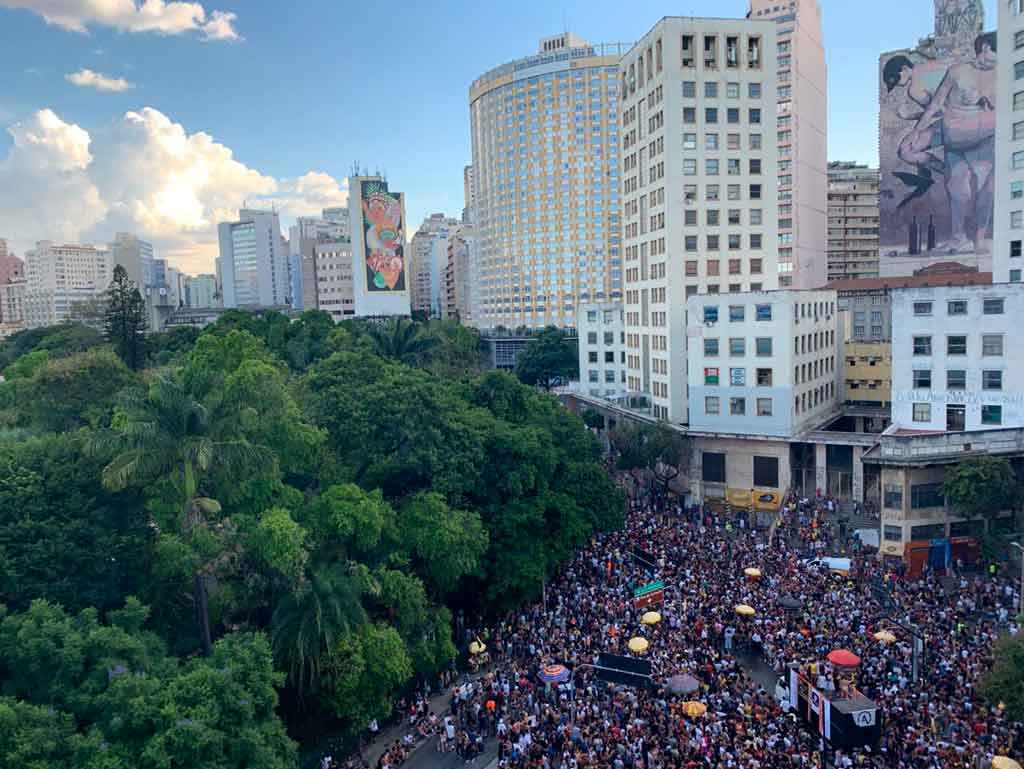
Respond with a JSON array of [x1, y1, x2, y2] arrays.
[[399, 737, 498, 769]]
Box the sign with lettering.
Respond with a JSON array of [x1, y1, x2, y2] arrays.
[[852, 708, 877, 727]]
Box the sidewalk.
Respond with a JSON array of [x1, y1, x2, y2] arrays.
[[363, 689, 451, 767]]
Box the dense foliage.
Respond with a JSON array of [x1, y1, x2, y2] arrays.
[[942, 455, 1020, 520], [0, 311, 623, 762]]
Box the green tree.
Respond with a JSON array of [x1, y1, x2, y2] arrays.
[[514, 326, 578, 390], [0, 322, 103, 370], [28, 348, 137, 431], [103, 264, 149, 370], [983, 633, 1024, 722], [942, 455, 1019, 521], [98, 376, 272, 655], [397, 491, 488, 595], [366, 317, 438, 365]]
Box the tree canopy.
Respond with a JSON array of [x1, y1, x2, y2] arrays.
[[514, 326, 579, 390], [942, 456, 1019, 520]]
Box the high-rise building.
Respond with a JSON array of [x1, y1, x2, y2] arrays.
[[348, 176, 410, 317], [441, 224, 475, 322], [185, 274, 218, 308], [577, 301, 628, 400], [469, 34, 627, 330], [462, 165, 475, 223], [995, 0, 1024, 284], [0, 238, 25, 326], [621, 16, 779, 423], [827, 162, 880, 281], [217, 209, 290, 308], [313, 240, 354, 321], [289, 209, 352, 311], [0, 279, 26, 332], [409, 213, 460, 316], [23, 241, 112, 328], [748, 0, 827, 289], [110, 232, 154, 288]]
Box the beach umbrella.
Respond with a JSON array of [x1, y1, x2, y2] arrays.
[[682, 701, 707, 717], [827, 649, 861, 668], [873, 630, 897, 644], [469, 640, 486, 655], [992, 757, 1022, 769], [538, 664, 571, 684], [735, 604, 756, 618], [641, 610, 662, 625], [744, 567, 762, 579], [666, 674, 700, 695], [628, 636, 650, 654]]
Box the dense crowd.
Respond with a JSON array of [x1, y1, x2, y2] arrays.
[[437, 485, 1024, 769]]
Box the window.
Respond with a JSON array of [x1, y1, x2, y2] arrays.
[[912, 403, 931, 422], [1017, 90, 1024, 109], [683, 107, 697, 124], [1014, 182, 1024, 200], [756, 397, 773, 417], [730, 367, 745, 386], [1015, 150, 1024, 169], [726, 82, 740, 98], [704, 367, 720, 385], [706, 159, 720, 175], [729, 337, 746, 356], [756, 368, 772, 386], [912, 370, 931, 389], [755, 337, 772, 356], [1013, 270, 1022, 282], [703, 305, 719, 323], [1018, 29, 1024, 49], [1017, 60, 1024, 80], [727, 184, 741, 200], [706, 184, 720, 201], [752, 456, 778, 488], [947, 404, 966, 432], [913, 301, 932, 316], [982, 334, 1004, 356], [682, 81, 696, 97], [884, 485, 903, 510], [705, 107, 718, 124], [727, 158, 741, 175], [749, 133, 762, 150], [705, 133, 719, 150], [947, 299, 967, 316], [748, 82, 761, 98], [702, 452, 726, 483], [727, 107, 740, 123], [749, 184, 762, 199], [1013, 241, 1022, 258], [729, 397, 746, 415], [705, 396, 720, 415], [749, 159, 762, 175], [1016, 121, 1024, 141], [946, 370, 966, 390], [884, 525, 903, 542], [704, 81, 718, 98], [910, 483, 944, 510], [729, 305, 745, 322], [588, 370, 599, 383], [750, 209, 762, 225], [587, 332, 597, 344], [685, 209, 698, 226], [683, 132, 697, 150], [755, 304, 771, 321], [1014, 211, 1024, 229], [946, 335, 967, 355], [749, 108, 761, 124], [685, 235, 698, 250], [983, 370, 1003, 390], [683, 158, 697, 175], [982, 405, 1003, 426], [587, 351, 598, 363], [704, 338, 719, 356], [913, 336, 932, 355], [983, 298, 1004, 315]]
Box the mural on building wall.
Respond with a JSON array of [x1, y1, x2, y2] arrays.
[[878, 0, 995, 268], [360, 179, 406, 292]]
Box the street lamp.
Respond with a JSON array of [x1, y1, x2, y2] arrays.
[[1010, 542, 1024, 617]]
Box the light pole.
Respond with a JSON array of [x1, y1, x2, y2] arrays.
[[1010, 542, 1024, 617]]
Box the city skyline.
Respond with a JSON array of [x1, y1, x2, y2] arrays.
[[0, 0, 998, 274]]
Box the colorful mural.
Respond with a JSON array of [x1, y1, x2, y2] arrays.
[[360, 179, 406, 292], [878, 5, 995, 269]]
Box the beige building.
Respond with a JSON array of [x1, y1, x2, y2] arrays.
[[409, 214, 460, 317], [440, 225, 474, 323], [827, 162, 880, 281], [748, 0, 828, 289], [469, 34, 627, 330], [23, 241, 112, 328], [842, 341, 892, 408], [313, 240, 355, 322]]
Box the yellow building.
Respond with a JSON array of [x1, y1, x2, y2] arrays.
[[843, 341, 891, 407]]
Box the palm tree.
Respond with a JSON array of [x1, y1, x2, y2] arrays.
[[367, 318, 438, 365], [270, 561, 366, 697], [98, 375, 272, 655]]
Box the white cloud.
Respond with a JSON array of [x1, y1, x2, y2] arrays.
[[0, 107, 350, 274], [66, 68, 133, 92], [0, 0, 240, 40]]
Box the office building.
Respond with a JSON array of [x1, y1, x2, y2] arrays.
[[185, 274, 218, 308], [441, 225, 475, 322], [995, 0, 1024, 284], [289, 209, 351, 311], [469, 33, 627, 330], [621, 16, 779, 423], [827, 162, 880, 281], [22, 241, 111, 328], [577, 301, 627, 399], [313, 240, 355, 321], [686, 290, 839, 439], [842, 342, 892, 409], [110, 232, 154, 288], [409, 214, 461, 317], [748, 0, 827, 289], [217, 209, 290, 308]]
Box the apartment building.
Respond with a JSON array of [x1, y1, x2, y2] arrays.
[[577, 301, 627, 399], [409, 214, 461, 317], [289, 209, 351, 311], [827, 162, 880, 281], [313, 240, 355, 322], [748, 0, 828, 289], [217, 209, 290, 309], [22, 241, 112, 328], [470, 34, 627, 330], [621, 16, 779, 423], [996, 0, 1024, 284], [842, 342, 892, 408], [440, 225, 474, 322]]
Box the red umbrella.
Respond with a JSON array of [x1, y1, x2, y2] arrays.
[[827, 649, 861, 667]]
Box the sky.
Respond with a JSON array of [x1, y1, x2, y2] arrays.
[[0, 0, 998, 274]]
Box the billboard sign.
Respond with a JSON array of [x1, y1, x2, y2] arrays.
[[360, 179, 406, 292]]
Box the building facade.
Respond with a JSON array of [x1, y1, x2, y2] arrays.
[[22, 241, 111, 328], [185, 274, 218, 308], [891, 283, 1024, 432], [621, 16, 779, 423], [110, 232, 154, 289], [348, 177, 410, 318], [748, 0, 828, 289], [995, 0, 1024, 284], [217, 209, 290, 309], [827, 162, 880, 281], [409, 214, 461, 317], [469, 34, 626, 330], [0, 278, 26, 336], [577, 301, 627, 399], [289, 209, 352, 311], [842, 342, 892, 408], [313, 240, 355, 321], [686, 290, 840, 438], [441, 225, 475, 322]]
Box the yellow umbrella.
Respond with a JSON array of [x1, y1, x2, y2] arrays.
[[682, 701, 707, 717], [743, 567, 762, 579], [641, 611, 662, 625], [735, 604, 756, 618], [628, 636, 650, 654], [992, 757, 1022, 769], [469, 640, 486, 655], [873, 630, 897, 644]]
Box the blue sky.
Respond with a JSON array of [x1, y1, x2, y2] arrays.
[[0, 0, 998, 273]]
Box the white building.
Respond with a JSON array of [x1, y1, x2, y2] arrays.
[[23, 241, 112, 328], [409, 214, 461, 317], [686, 290, 839, 438], [185, 274, 218, 308], [621, 16, 779, 423], [577, 302, 628, 399], [218, 209, 290, 309], [891, 284, 1024, 432], [995, 0, 1024, 284], [313, 240, 355, 321], [348, 176, 410, 318], [289, 209, 352, 311], [0, 278, 26, 336], [110, 232, 154, 288]]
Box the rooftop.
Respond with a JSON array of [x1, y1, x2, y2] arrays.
[[825, 271, 992, 293]]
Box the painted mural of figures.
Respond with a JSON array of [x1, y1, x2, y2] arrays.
[[361, 187, 405, 291]]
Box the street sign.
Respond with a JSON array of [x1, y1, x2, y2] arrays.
[[596, 653, 653, 688], [634, 580, 665, 598], [634, 589, 664, 610]]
